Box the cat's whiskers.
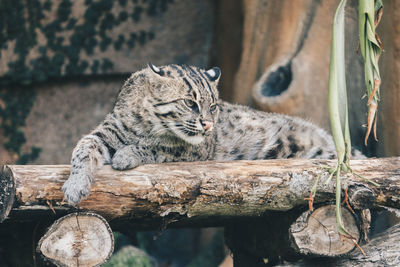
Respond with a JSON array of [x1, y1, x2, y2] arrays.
[[170, 124, 200, 135], [149, 121, 200, 139]]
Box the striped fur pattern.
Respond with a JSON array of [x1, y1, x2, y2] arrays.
[[62, 63, 336, 204]]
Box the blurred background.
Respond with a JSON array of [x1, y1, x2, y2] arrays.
[[0, 0, 399, 266]]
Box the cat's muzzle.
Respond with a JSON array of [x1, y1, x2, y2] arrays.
[[200, 120, 213, 133]]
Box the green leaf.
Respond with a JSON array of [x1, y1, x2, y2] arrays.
[[328, 0, 348, 163]]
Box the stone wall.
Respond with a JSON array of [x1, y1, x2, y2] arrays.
[[0, 0, 215, 164]]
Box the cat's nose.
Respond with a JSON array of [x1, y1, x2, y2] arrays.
[[200, 120, 213, 131]]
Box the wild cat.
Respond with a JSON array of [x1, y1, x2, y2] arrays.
[[62, 63, 336, 204]]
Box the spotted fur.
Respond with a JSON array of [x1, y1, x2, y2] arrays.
[[62, 63, 337, 204]]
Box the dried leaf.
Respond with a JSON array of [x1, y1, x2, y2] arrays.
[[359, 0, 383, 145], [365, 78, 380, 144], [367, 78, 380, 104], [365, 100, 377, 146], [374, 2, 383, 27], [373, 112, 378, 141], [375, 33, 384, 51]]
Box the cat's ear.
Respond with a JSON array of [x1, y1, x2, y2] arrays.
[[148, 62, 165, 76], [204, 67, 221, 82]]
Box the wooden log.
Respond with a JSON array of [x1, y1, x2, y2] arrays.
[[1, 157, 399, 226], [0, 165, 15, 222], [278, 223, 400, 267], [289, 205, 360, 256], [224, 206, 369, 265], [37, 212, 113, 267]]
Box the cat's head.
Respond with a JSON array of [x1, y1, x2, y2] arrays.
[[145, 63, 221, 145]]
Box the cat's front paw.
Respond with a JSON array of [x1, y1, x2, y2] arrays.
[[111, 149, 140, 170], [62, 172, 92, 205]]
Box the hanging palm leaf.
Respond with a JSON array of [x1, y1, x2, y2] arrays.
[[358, 0, 383, 145]]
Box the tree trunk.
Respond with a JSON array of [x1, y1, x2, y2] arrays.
[[232, 0, 400, 157]]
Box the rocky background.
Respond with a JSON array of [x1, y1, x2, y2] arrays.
[[0, 0, 216, 165], [1, 0, 399, 266]]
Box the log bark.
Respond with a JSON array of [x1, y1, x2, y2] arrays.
[[37, 212, 113, 267], [1, 157, 399, 226]]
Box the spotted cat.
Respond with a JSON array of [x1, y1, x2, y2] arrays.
[[62, 63, 336, 204]]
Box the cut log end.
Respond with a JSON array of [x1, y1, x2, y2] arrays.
[[0, 165, 16, 223], [347, 184, 375, 210], [38, 212, 114, 267], [290, 205, 360, 257]]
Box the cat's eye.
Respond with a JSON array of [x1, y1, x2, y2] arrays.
[[210, 104, 218, 113], [184, 99, 199, 112]]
